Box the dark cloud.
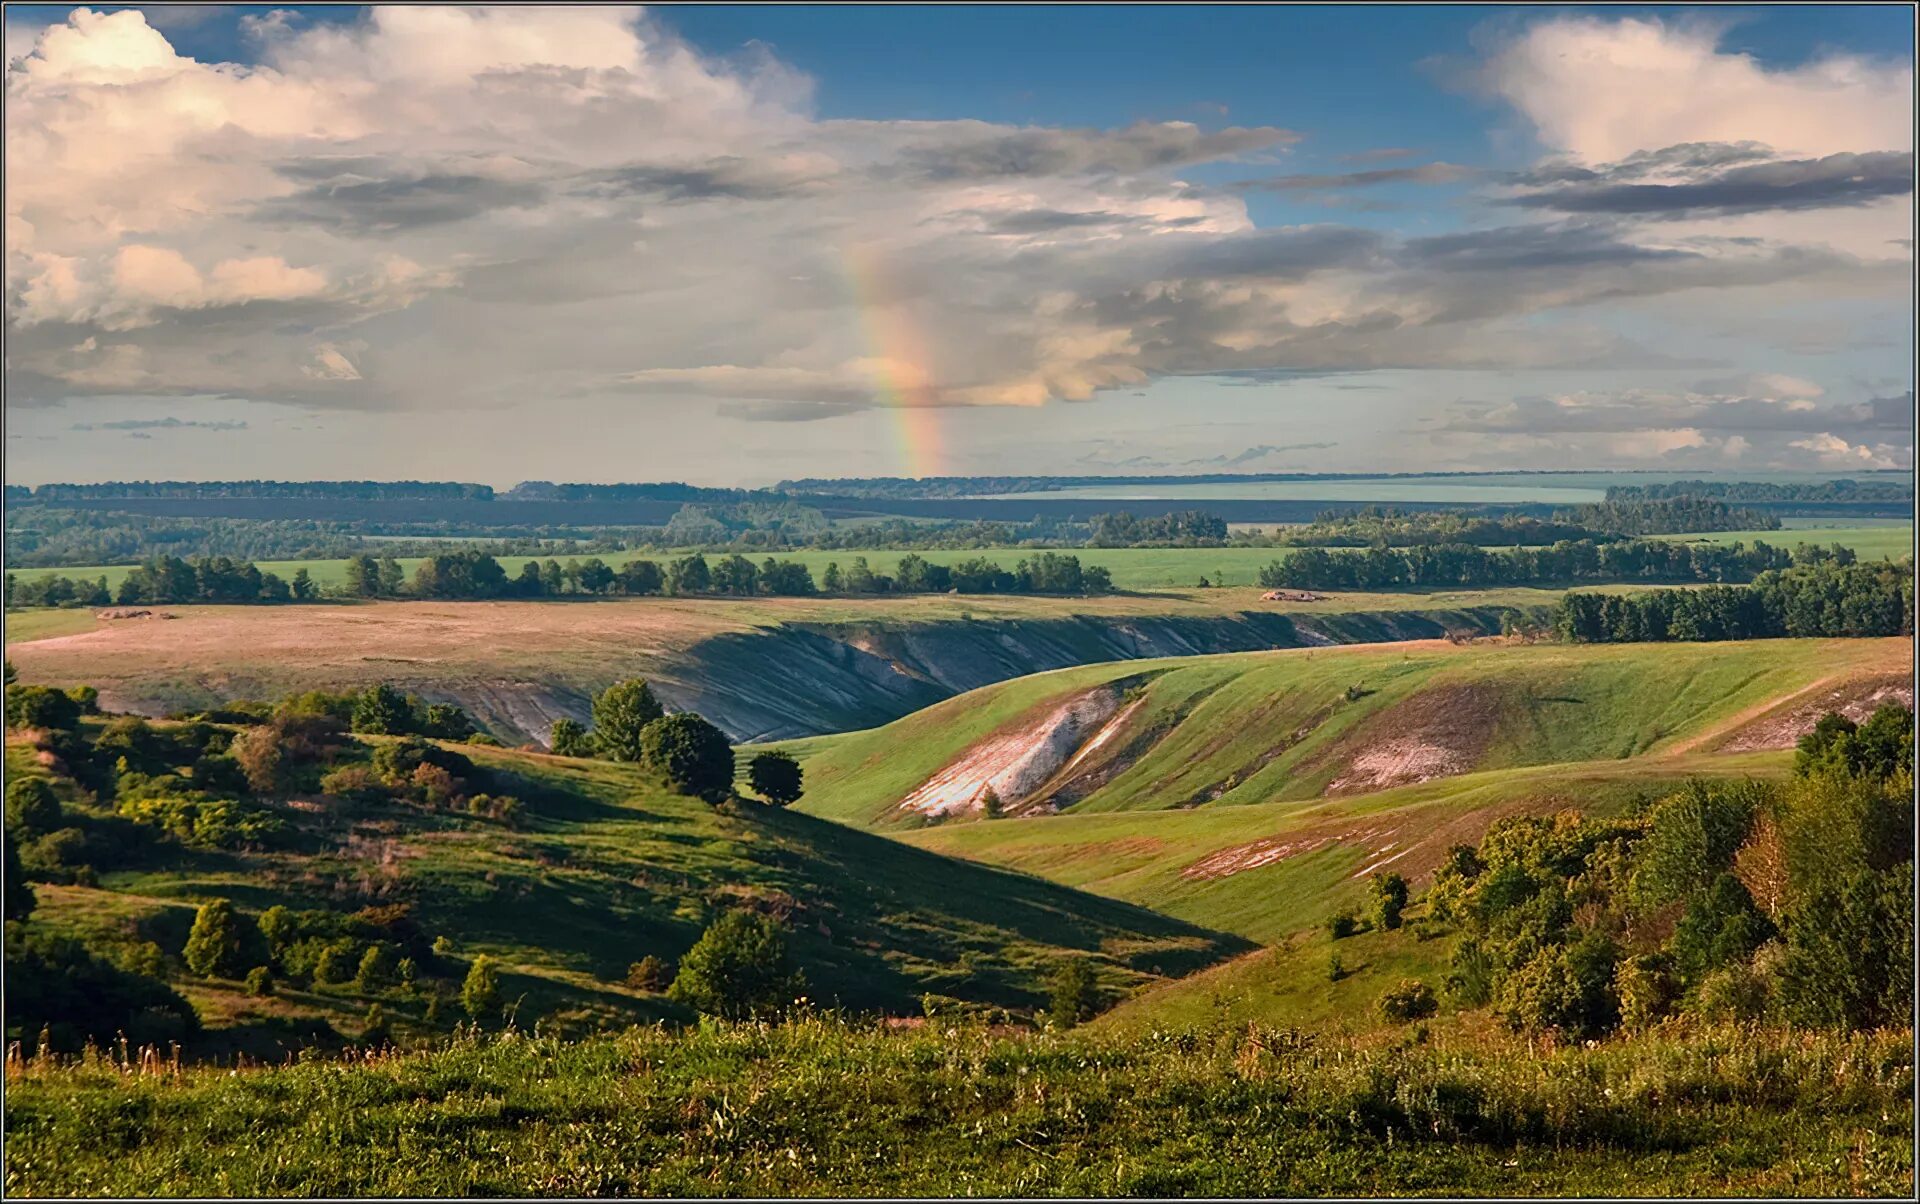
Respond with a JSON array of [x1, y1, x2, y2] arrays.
[[1507, 149, 1914, 218], [578, 156, 836, 201], [887, 121, 1298, 181], [1234, 162, 1479, 192], [72, 416, 248, 432], [259, 165, 546, 232], [963, 208, 1131, 234], [1403, 222, 1695, 272]]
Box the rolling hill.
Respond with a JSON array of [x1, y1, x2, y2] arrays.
[[789, 637, 1912, 830], [6, 734, 1246, 1056]]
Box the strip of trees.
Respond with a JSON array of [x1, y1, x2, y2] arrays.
[[1552, 558, 1914, 643], [1259, 538, 1800, 592]]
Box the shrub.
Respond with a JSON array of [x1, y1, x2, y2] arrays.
[[591, 680, 664, 763], [626, 955, 671, 991], [1326, 952, 1345, 983], [1326, 911, 1359, 940], [5, 835, 36, 921], [1615, 952, 1678, 1031], [355, 943, 398, 991], [667, 912, 804, 1021], [421, 703, 475, 741], [1368, 871, 1409, 931], [5, 778, 62, 838], [1047, 959, 1099, 1029], [64, 685, 99, 715], [352, 684, 414, 736], [549, 718, 595, 758], [5, 684, 80, 732], [640, 713, 734, 802], [1377, 979, 1438, 1022], [245, 966, 274, 997], [747, 750, 804, 807], [462, 955, 502, 1022]]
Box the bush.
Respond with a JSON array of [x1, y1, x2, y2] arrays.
[[5, 835, 36, 921], [245, 966, 274, 997], [667, 912, 804, 1021], [640, 713, 734, 802], [549, 718, 595, 758], [1047, 959, 1099, 1029], [1369, 871, 1409, 931], [462, 955, 502, 1022], [1377, 979, 1438, 1022], [1614, 952, 1678, 1031], [5, 684, 80, 732], [626, 955, 671, 991], [1326, 911, 1359, 940], [5, 778, 62, 838], [1326, 952, 1346, 983], [747, 750, 804, 807], [352, 684, 414, 736]]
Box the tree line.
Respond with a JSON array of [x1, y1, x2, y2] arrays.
[[1606, 478, 1912, 504], [1552, 558, 1914, 643], [1258, 537, 1803, 591], [19, 480, 495, 501]]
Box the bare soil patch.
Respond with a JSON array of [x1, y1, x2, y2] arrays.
[[1713, 674, 1915, 753], [1320, 684, 1504, 796]]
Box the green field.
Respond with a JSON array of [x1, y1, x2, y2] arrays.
[[1652, 526, 1912, 562], [792, 637, 1912, 831], [9, 523, 1909, 595]]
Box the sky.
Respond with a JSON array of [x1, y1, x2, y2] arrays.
[[3, 3, 1914, 486]]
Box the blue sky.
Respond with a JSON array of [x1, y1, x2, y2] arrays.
[[3, 4, 1913, 484]]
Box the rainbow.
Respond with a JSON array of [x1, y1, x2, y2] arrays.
[[843, 242, 944, 480]]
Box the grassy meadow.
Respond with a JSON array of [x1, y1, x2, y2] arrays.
[[4, 1020, 1907, 1198]]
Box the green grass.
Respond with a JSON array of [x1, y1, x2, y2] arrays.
[[4, 1020, 1907, 1197], [795, 637, 1911, 830]]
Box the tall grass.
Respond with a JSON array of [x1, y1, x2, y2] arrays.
[[4, 1019, 1909, 1197]]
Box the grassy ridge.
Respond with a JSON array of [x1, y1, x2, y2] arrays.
[[4, 1021, 1908, 1197], [796, 638, 1911, 830]]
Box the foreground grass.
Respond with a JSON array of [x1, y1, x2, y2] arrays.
[[4, 1020, 1907, 1198]]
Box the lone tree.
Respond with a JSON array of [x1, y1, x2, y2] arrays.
[[641, 713, 734, 802], [668, 911, 804, 1021], [1369, 871, 1409, 931], [549, 718, 595, 758], [747, 750, 803, 807], [352, 683, 413, 735], [462, 954, 502, 1022], [592, 679, 664, 762], [182, 899, 246, 978]]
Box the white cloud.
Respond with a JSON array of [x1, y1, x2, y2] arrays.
[[1482, 16, 1912, 163], [3, 5, 1911, 452]]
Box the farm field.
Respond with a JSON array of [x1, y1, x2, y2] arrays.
[[792, 637, 1913, 830], [975, 469, 1916, 504], [9, 522, 1909, 594]]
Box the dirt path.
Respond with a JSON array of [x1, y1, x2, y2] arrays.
[[1658, 673, 1849, 759]]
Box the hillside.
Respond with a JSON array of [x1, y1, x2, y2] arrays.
[[5, 589, 1567, 742], [5, 734, 1245, 1056], [791, 637, 1912, 829]]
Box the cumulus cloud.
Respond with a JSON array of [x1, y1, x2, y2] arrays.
[[2, 4, 1911, 449]]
